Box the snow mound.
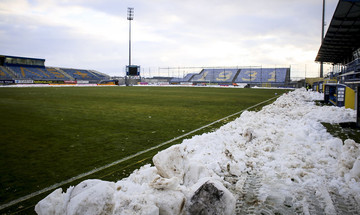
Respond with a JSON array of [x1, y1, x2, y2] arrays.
[[35, 88, 359, 214]]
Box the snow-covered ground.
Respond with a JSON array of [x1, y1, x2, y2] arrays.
[[35, 88, 360, 215]]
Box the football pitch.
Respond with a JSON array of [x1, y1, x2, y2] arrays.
[[0, 86, 289, 213]]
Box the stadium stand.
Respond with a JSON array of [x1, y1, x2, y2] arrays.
[[0, 66, 14, 80], [0, 55, 110, 84], [168, 67, 291, 86], [170, 73, 197, 83], [346, 59, 360, 73], [61, 68, 103, 81], [341, 58, 360, 86], [191, 69, 239, 83], [7, 66, 71, 80], [89, 70, 110, 80], [182, 73, 197, 82], [235, 68, 289, 83]]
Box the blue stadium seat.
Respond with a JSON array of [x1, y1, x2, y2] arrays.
[[170, 73, 197, 83], [9, 66, 46, 80], [182, 73, 196, 82], [6, 65, 107, 81], [7, 66, 69, 80], [343, 59, 360, 82], [90, 71, 108, 79], [235, 68, 288, 83], [62, 69, 101, 80], [346, 59, 360, 73], [192, 69, 238, 83], [0, 67, 13, 80], [45, 68, 69, 79]]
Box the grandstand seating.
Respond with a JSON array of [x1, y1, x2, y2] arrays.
[[61, 69, 102, 80], [0, 55, 110, 83], [169, 77, 183, 83], [191, 69, 239, 83], [7, 66, 72, 80], [170, 73, 197, 83], [5, 65, 107, 81], [343, 59, 360, 83], [182, 73, 197, 82], [235, 68, 288, 83], [345, 59, 360, 73], [89, 70, 109, 80], [0, 66, 13, 80], [45, 68, 69, 80]]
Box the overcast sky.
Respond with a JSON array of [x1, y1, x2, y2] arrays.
[[0, 0, 338, 77]]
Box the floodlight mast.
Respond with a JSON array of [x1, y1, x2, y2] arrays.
[[127, 7, 134, 66], [320, 0, 325, 78]]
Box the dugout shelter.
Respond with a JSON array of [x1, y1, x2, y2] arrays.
[[324, 83, 355, 109]]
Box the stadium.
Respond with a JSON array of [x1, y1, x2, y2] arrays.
[[0, 0, 360, 214], [0, 55, 293, 87]]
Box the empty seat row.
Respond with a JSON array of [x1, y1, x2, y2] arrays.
[[4, 66, 108, 81], [170, 68, 289, 84], [235, 68, 288, 83], [7, 66, 70, 80], [192, 69, 239, 83], [170, 73, 197, 83], [61, 69, 102, 80], [189, 68, 289, 83], [0, 66, 13, 79]]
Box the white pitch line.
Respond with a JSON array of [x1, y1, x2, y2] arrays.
[[0, 95, 279, 211]]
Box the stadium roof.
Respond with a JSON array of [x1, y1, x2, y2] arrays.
[[315, 0, 360, 64], [0, 55, 45, 61]]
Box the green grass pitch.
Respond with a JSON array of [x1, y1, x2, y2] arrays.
[[0, 86, 289, 212]]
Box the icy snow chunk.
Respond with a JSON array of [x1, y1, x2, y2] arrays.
[[36, 180, 116, 215], [338, 139, 360, 177], [349, 157, 360, 182], [243, 127, 254, 142], [149, 176, 180, 190], [35, 187, 73, 215], [325, 138, 342, 159], [186, 178, 235, 215], [66, 179, 116, 215], [113, 193, 159, 215], [152, 190, 186, 215], [127, 164, 159, 185], [153, 145, 188, 184], [227, 160, 246, 176], [183, 161, 214, 186]]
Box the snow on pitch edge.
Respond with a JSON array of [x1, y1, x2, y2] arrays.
[[35, 89, 360, 215]]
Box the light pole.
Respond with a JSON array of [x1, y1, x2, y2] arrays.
[[127, 7, 134, 66], [320, 0, 325, 78]]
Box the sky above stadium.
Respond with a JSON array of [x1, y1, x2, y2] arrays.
[[0, 0, 338, 77]]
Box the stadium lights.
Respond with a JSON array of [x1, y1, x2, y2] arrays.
[[127, 7, 134, 66], [127, 7, 134, 21]]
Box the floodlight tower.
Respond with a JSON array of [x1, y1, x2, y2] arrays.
[[320, 0, 325, 78], [127, 7, 134, 66]]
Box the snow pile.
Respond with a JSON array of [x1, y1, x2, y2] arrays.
[[35, 88, 359, 215]]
